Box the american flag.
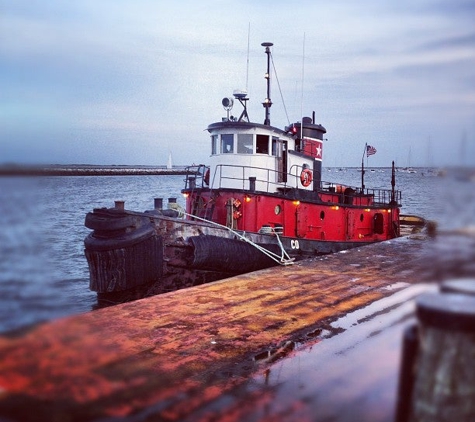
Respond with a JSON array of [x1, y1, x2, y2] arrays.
[[366, 145, 377, 157]]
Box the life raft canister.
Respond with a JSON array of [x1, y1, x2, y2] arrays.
[[300, 168, 313, 187]]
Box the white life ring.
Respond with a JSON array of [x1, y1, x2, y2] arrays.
[[300, 168, 313, 187]]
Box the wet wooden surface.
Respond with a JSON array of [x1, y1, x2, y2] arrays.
[[0, 232, 474, 421]]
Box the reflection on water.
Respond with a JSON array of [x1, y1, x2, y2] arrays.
[[0, 168, 473, 334]]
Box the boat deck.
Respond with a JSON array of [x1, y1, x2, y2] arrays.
[[0, 230, 474, 421]]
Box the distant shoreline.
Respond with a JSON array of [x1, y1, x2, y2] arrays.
[[0, 165, 192, 176], [1, 164, 469, 177]]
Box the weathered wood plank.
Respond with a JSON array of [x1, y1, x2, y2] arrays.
[[0, 233, 473, 421]]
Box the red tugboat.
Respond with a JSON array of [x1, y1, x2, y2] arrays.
[[85, 42, 402, 303]]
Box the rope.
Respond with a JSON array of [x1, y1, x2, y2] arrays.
[[166, 203, 294, 266]]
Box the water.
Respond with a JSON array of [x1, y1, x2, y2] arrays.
[[0, 174, 186, 334], [0, 168, 473, 334]]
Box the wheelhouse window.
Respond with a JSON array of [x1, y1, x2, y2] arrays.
[[221, 134, 234, 153], [271, 136, 278, 156], [237, 134, 253, 154], [211, 135, 218, 155], [256, 134, 269, 154]]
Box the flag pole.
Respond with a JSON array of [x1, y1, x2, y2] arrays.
[[361, 143, 367, 191], [391, 160, 396, 203]]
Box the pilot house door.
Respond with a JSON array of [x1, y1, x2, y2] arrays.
[[275, 139, 287, 183]]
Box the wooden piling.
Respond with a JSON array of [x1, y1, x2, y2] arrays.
[[408, 291, 475, 422]]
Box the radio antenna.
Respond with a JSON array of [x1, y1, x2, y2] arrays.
[[246, 22, 250, 91], [300, 32, 306, 137]]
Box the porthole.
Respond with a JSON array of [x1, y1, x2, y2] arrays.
[[360, 213, 364, 222], [320, 211, 325, 220], [275, 205, 281, 215]]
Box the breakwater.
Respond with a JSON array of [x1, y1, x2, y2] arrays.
[[0, 164, 191, 176]]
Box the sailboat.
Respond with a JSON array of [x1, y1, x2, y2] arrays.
[[167, 151, 173, 170], [402, 146, 417, 173]]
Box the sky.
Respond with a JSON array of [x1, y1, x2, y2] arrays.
[[1, 0, 474, 167]]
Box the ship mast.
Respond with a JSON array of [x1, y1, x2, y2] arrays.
[[262, 42, 273, 125]]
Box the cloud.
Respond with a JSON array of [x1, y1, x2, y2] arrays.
[[1, 0, 474, 166], [415, 32, 475, 52]]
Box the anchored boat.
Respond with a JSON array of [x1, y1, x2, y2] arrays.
[[85, 42, 405, 304]]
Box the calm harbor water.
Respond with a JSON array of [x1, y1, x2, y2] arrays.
[[0, 168, 474, 334]]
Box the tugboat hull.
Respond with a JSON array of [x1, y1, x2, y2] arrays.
[[84, 206, 375, 304]]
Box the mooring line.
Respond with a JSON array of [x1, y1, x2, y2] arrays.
[[168, 204, 294, 266]]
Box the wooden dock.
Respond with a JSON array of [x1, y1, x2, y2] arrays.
[[0, 230, 474, 421]]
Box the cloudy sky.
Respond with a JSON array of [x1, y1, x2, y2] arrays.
[[1, 0, 474, 167]]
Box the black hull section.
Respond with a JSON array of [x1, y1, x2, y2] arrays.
[[84, 209, 164, 295], [85, 233, 163, 293], [190, 235, 279, 273]]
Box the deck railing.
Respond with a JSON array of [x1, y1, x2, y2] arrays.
[[184, 164, 401, 206]]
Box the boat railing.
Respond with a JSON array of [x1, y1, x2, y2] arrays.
[[188, 163, 401, 206], [367, 186, 401, 206], [210, 163, 296, 193], [212, 162, 320, 192], [291, 164, 401, 206], [319, 181, 401, 206], [183, 164, 210, 190]]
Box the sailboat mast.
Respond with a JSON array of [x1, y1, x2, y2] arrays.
[[262, 42, 273, 125]]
